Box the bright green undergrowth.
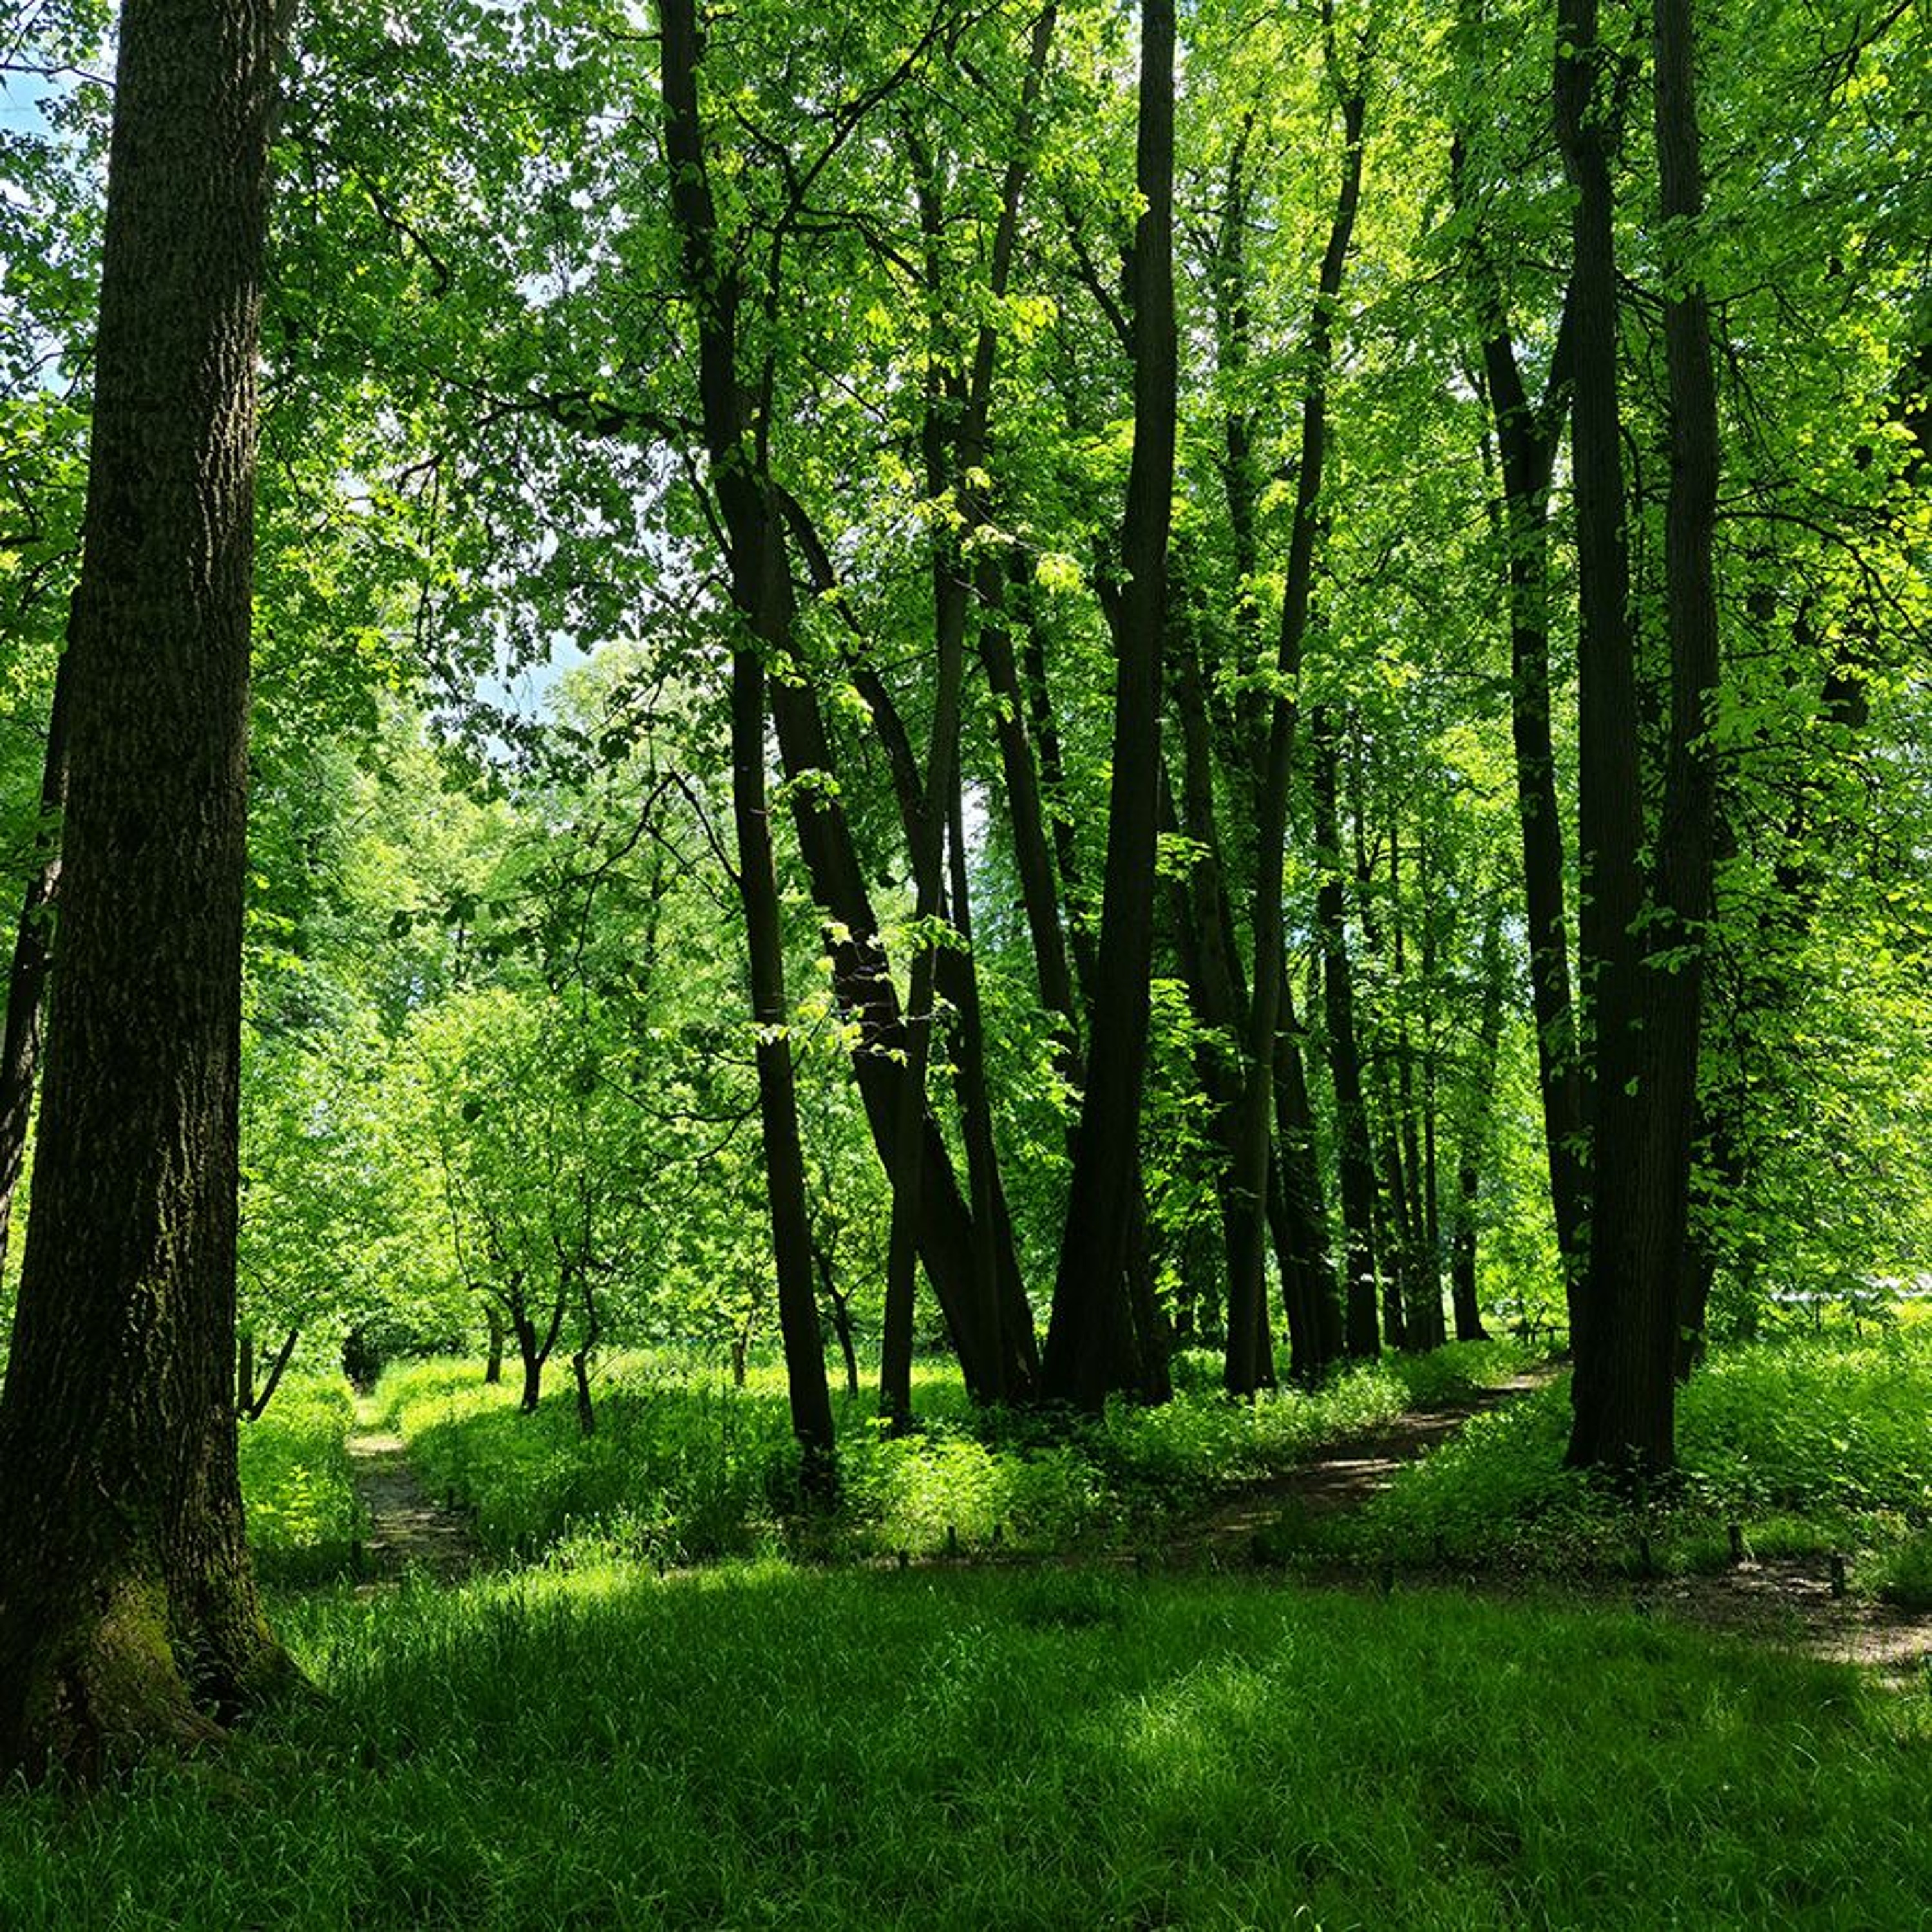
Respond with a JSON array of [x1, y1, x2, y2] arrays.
[[372, 1340, 1537, 1567], [1, 1565, 1924, 1929], [1315, 1333, 1932, 1582], [236, 1372, 364, 1584]]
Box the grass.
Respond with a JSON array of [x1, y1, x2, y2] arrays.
[[1312, 1331, 1932, 1583], [370, 1338, 1540, 1567], [0, 1562, 1925, 1927], [236, 1370, 365, 1584]]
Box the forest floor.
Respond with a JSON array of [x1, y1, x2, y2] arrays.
[[346, 1399, 481, 1581]]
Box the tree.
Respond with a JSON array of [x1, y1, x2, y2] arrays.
[[659, 0, 837, 1493], [0, 0, 293, 1779], [1041, 0, 1178, 1410]]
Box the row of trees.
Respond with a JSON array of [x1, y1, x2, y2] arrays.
[[0, 0, 1926, 1772]]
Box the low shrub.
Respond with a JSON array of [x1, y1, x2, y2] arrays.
[[238, 1370, 364, 1583]]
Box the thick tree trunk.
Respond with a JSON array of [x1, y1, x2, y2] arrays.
[[662, 0, 836, 1493], [1041, 0, 1176, 1410], [0, 0, 292, 1783], [1553, 0, 1647, 1466], [1565, 0, 1719, 1473]]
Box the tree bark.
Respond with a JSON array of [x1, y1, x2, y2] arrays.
[[1566, 0, 1720, 1473], [0, 0, 294, 1782], [1311, 706, 1380, 1357]]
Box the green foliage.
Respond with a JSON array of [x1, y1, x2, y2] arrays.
[[375, 1340, 1542, 1565], [1, 1565, 1928, 1926], [1329, 1332, 1932, 1576], [236, 1373, 365, 1585]]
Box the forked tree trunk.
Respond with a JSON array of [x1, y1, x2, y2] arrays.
[[0, 0, 293, 1782]]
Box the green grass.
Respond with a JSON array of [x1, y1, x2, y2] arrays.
[[0, 1563, 1924, 1927], [1317, 1332, 1932, 1580], [236, 1370, 364, 1584], [372, 1340, 1540, 1567]]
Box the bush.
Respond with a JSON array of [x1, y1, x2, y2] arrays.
[[238, 1370, 364, 1583]]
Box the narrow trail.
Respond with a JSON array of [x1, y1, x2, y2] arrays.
[[346, 1399, 482, 1583], [1162, 1369, 1553, 1567]]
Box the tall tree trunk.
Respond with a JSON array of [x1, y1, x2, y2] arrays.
[[1311, 706, 1380, 1356], [1224, 68, 1364, 1397], [661, 0, 835, 1494], [1473, 313, 1589, 1303], [1566, 0, 1720, 1473], [1041, 0, 1177, 1409], [484, 1304, 504, 1385], [1553, 0, 1646, 1466], [0, 0, 293, 1783]]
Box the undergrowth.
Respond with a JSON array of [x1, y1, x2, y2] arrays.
[[236, 1370, 364, 1584], [373, 1339, 1537, 1568], [1307, 1333, 1932, 1584]]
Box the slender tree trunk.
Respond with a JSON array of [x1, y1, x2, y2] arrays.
[[812, 1233, 861, 1402], [1482, 339, 1588, 1299], [1042, 0, 1176, 1409], [1224, 73, 1365, 1397], [662, 0, 835, 1492], [1311, 706, 1381, 1356], [484, 1305, 504, 1385], [1451, 900, 1504, 1343], [0, 0, 293, 1782]]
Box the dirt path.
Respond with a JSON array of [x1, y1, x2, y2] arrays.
[[346, 1401, 481, 1582], [1163, 1370, 1552, 1567]]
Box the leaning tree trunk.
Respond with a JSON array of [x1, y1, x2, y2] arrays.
[[0, 0, 293, 1783], [1041, 0, 1177, 1410]]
